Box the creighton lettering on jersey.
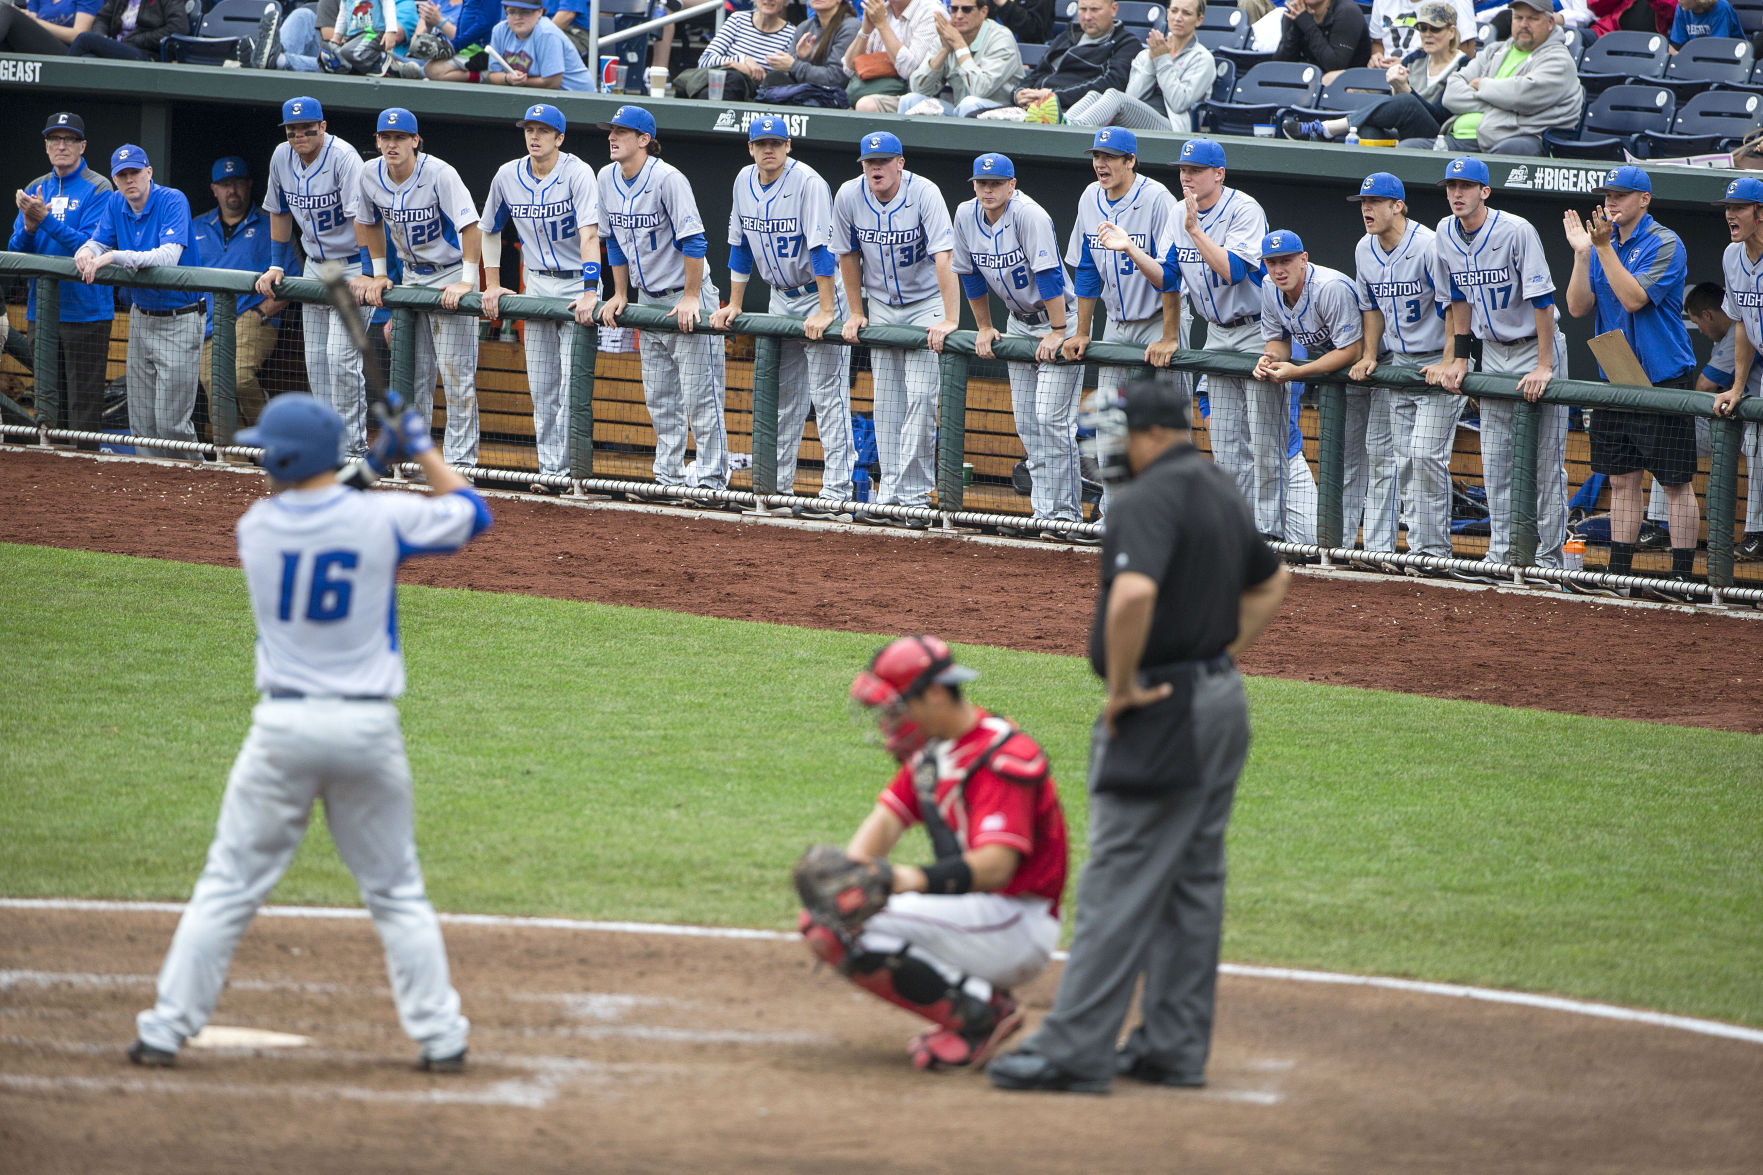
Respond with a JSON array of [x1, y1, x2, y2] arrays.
[[831, 171, 954, 307], [1260, 263, 1363, 355], [1354, 221, 1445, 357], [727, 157, 836, 291], [264, 134, 365, 266], [356, 154, 480, 270], [1066, 174, 1176, 323], [951, 190, 1074, 323], [1161, 187, 1268, 326], [596, 155, 706, 295], [1721, 242, 1763, 395], [480, 152, 599, 272], [1430, 209, 1555, 344]]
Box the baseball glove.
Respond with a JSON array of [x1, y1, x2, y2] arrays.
[[792, 844, 893, 934]]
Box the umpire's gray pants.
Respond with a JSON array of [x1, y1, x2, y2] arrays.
[[1480, 332, 1569, 569], [407, 265, 480, 468], [867, 294, 944, 508], [770, 284, 854, 501], [1024, 662, 1250, 1083], [1206, 320, 1287, 537], [301, 258, 372, 456], [1343, 385, 1398, 553], [1383, 352, 1464, 559], [638, 284, 729, 489], [126, 306, 204, 460], [1005, 312, 1087, 522]]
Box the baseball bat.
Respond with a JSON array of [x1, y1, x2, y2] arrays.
[[315, 259, 388, 409]]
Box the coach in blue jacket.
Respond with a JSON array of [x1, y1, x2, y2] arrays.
[[195, 157, 287, 437]]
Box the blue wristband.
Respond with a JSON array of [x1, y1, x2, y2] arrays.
[[581, 260, 601, 284]]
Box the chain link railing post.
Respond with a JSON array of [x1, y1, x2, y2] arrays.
[[751, 334, 781, 496], [1316, 381, 1347, 551], [937, 349, 969, 513], [211, 295, 238, 448], [31, 277, 60, 438], [1707, 414, 1742, 589], [1511, 397, 1540, 568], [568, 318, 597, 479]]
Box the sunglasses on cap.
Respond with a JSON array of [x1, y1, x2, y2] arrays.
[[1414, 20, 1448, 31]]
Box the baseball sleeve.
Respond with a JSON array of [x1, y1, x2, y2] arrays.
[[479, 170, 510, 236], [726, 176, 745, 248], [1222, 197, 1267, 273], [660, 169, 706, 240], [382, 488, 493, 560], [830, 183, 858, 256], [1323, 279, 1364, 349], [574, 163, 600, 233], [878, 767, 922, 826], [1353, 242, 1376, 312], [802, 173, 835, 252], [1260, 280, 1286, 342], [1512, 217, 1554, 302], [438, 164, 480, 231], [355, 168, 383, 227], [1430, 223, 1458, 306], [918, 179, 954, 256], [263, 151, 288, 216], [1024, 204, 1061, 276], [964, 760, 1044, 856], [950, 210, 974, 277]]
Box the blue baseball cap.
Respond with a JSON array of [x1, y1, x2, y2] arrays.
[[502, 0, 543, 7], [1261, 230, 1305, 259], [109, 144, 149, 174], [1715, 175, 1763, 204], [211, 156, 249, 182], [1599, 165, 1650, 194], [237, 393, 346, 482], [749, 114, 790, 142], [377, 107, 419, 134], [1090, 126, 1137, 156], [1348, 171, 1405, 202], [971, 152, 1014, 180], [601, 105, 657, 138], [518, 103, 566, 133], [1178, 137, 1227, 168], [281, 96, 323, 124], [1440, 156, 1491, 186], [858, 130, 903, 159]]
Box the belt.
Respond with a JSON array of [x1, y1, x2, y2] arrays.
[[1141, 653, 1234, 685], [531, 268, 579, 279], [408, 262, 455, 276], [776, 282, 815, 299], [642, 286, 683, 299], [1014, 309, 1049, 328], [266, 689, 391, 701], [137, 302, 203, 318], [1208, 314, 1256, 330]]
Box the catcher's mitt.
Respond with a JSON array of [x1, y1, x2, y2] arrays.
[[407, 31, 455, 61], [792, 844, 893, 934]]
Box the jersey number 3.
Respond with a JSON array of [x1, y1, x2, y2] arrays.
[[278, 549, 359, 622]]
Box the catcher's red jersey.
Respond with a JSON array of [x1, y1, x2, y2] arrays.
[[879, 711, 1069, 914]]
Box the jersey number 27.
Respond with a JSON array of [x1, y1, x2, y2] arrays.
[[278, 549, 359, 622]]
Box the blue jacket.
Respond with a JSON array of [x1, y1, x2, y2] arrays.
[[194, 204, 278, 338], [8, 164, 117, 323]]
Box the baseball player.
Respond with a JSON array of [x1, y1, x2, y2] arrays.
[[1424, 156, 1568, 573], [594, 104, 730, 495], [74, 144, 203, 463], [833, 131, 961, 526], [952, 152, 1085, 528], [796, 635, 1068, 1071], [351, 107, 483, 469], [1683, 279, 1763, 559], [257, 96, 374, 456], [1346, 172, 1453, 565], [707, 114, 855, 514], [128, 391, 491, 1074], [479, 102, 601, 493], [1251, 230, 1363, 546], [1713, 178, 1763, 554]]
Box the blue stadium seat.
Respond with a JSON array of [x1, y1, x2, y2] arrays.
[[1637, 88, 1763, 155], [1277, 66, 1393, 126], [1214, 45, 1275, 74], [1729, 0, 1763, 34], [1210, 56, 1236, 102], [1541, 84, 1675, 160], [1198, 4, 1249, 52], [1660, 36, 1754, 100], [1577, 30, 1670, 95], [161, 0, 269, 64], [1067, 0, 1166, 38], [1195, 60, 1324, 135], [1018, 41, 1048, 71]]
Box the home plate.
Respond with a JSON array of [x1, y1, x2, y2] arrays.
[[187, 1026, 314, 1049]]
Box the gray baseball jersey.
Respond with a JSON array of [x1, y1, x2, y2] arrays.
[[597, 156, 708, 296], [479, 152, 600, 274], [263, 134, 366, 267], [831, 171, 954, 307], [1261, 262, 1364, 354], [1165, 187, 1267, 326], [951, 190, 1075, 323], [1720, 243, 1763, 395], [1431, 210, 1555, 344], [356, 154, 480, 271], [1354, 221, 1446, 358], [1066, 174, 1177, 324], [727, 158, 836, 292]]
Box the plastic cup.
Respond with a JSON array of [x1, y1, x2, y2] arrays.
[[1252, 123, 1275, 138], [613, 62, 627, 92], [647, 66, 668, 98], [707, 67, 727, 101]]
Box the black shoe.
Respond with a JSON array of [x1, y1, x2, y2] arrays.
[[528, 481, 561, 496], [418, 1048, 466, 1073], [249, 2, 282, 68], [1636, 521, 1669, 551], [795, 505, 850, 521], [1115, 1052, 1206, 1088], [987, 1050, 1110, 1094], [1639, 575, 1700, 604], [889, 515, 932, 530], [127, 1040, 176, 1068], [1737, 533, 1763, 561], [1447, 565, 1501, 584]]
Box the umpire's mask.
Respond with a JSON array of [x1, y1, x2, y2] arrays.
[[1081, 375, 1191, 484]]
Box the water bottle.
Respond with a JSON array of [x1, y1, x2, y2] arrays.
[[1564, 536, 1585, 572], [1345, 126, 1359, 148]]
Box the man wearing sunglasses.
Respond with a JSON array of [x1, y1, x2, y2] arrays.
[[900, 0, 1024, 118]]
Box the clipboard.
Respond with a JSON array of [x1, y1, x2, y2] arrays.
[[1586, 329, 1654, 387]]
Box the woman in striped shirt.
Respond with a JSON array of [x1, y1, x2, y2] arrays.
[[699, 0, 796, 85]]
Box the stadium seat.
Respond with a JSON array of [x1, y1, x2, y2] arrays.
[[1210, 56, 1236, 102], [1637, 89, 1763, 156], [160, 0, 270, 64], [1659, 36, 1754, 100], [1194, 60, 1323, 136], [1541, 84, 1674, 160], [1214, 45, 1275, 74], [1729, 0, 1763, 34], [1277, 66, 1393, 127], [1198, 4, 1249, 52], [1066, 0, 1166, 38], [1018, 41, 1048, 71], [1577, 31, 1670, 95]]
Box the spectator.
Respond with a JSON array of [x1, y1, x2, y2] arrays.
[[269, 0, 344, 70], [548, 0, 597, 58], [1275, 0, 1373, 81], [194, 157, 287, 441], [758, 0, 861, 102], [1286, 0, 1468, 142], [8, 112, 115, 451], [676, 0, 795, 98], [489, 0, 594, 88], [313, 0, 423, 75], [846, 0, 943, 111], [0, 0, 100, 55], [1008, 0, 1138, 123], [423, 0, 501, 79], [1682, 282, 1763, 559], [1367, 0, 1474, 65], [901, 0, 1024, 116], [1064, 0, 1214, 133], [67, 0, 186, 59], [1669, 0, 1744, 48], [1438, 0, 1580, 156], [988, 0, 1052, 42]]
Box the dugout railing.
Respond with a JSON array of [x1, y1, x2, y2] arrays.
[[4, 252, 1760, 604]]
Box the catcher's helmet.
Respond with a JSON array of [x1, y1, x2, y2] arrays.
[[238, 394, 346, 483], [851, 635, 978, 761]]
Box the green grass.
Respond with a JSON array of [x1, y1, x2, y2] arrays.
[[2, 542, 1759, 1027]]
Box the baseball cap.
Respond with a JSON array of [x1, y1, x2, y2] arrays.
[[1507, 0, 1551, 11], [1598, 164, 1650, 194], [971, 152, 1014, 180], [1119, 375, 1192, 431], [1412, 0, 1458, 28], [1714, 176, 1763, 204], [1439, 156, 1491, 186], [237, 393, 347, 483], [109, 144, 149, 175], [518, 103, 567, 133], [211, 156, 250, 182], [502, 0, 544, 7], [281, 96, 323, 124], [858, 130, 903, 159], [749, 114, 790, 142], [1178, 137, 1227, 168], [1348, 171, 1405, 202], [377, 107, 419, 134], [601, 105, 657, 138], [42, 112, 85, 138], [1261, 230, 1305, 259], [1090, 126, 1137, 156]]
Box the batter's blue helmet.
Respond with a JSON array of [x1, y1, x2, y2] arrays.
[[238, 394, 346, 482]]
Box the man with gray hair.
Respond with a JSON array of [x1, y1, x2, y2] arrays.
[[1437, 0, 1581, 156]]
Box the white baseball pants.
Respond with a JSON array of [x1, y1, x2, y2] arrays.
[[636, 284, 729, 489], [860, 891, 1060, 994], [865, 294, 945, 509], [770, 284, 854, 501]]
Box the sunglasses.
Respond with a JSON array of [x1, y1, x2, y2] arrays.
[[1414, 21, 1447, 31], [949, 4, 979, 11]]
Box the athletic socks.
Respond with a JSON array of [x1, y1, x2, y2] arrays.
[[1672, 547, 1695, 576], [1608, 541, 1636, 577]]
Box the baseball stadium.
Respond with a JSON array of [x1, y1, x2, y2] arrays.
[[4, 37, 1762, 1174]]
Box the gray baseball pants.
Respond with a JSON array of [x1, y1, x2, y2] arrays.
[[1479, 332, 1569, 568], [126, 305, 204, 460], [1384, 353, 1464, 559], [301, 259, 372, 455], [1206, 319, 1288, 537], [522, 270, 587, 477], [637, 284, 729, 489], [1004, 312, 1087, 523], [865, 294, 944, 508], [407, 265, 480, 468], [770, 284, 854, 501], [1342, 385, 1398, 553]]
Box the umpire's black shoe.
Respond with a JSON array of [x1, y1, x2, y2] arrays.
[[127, 1040, 176, 1068], [987, 1049, 1110, 1094], [1115, 1052, 1206, 1088], [418, 1048, 467, 1074]]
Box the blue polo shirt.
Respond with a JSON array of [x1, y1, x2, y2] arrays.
[[1589, 213, 1696, 384], [87, 183, 200, 315], [8, 165, 116, 323], [194, 204, 277, 338]]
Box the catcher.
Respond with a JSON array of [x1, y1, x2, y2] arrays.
[[793, 635, 1069, 1071]]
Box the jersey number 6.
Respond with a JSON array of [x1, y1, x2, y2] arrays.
[[278, 549, 360, 622]]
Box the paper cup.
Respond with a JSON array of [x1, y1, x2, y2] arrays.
[[647, 66, 668, 98]]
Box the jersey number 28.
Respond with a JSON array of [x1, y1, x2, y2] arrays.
[[278, 549, 359, 622]]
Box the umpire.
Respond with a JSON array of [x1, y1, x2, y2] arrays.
[[989, 374, 1289, 1095]]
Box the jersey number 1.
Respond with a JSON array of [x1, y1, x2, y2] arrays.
[[278, 549, 359, 622]]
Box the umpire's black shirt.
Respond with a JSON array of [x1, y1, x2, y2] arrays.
[[1089, 444, 1282, 676]]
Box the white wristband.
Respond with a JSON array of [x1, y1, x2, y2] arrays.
[[460, 260, 479, 286], [371, 256, 388, 278]]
